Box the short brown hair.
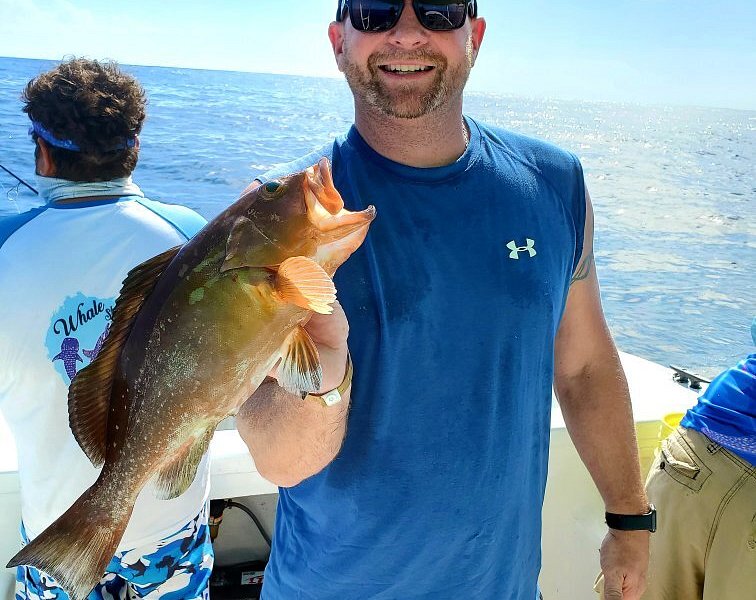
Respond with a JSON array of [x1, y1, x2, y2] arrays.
[[23, 58, 147, 182]]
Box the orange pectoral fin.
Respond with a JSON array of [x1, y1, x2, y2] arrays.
[[274, 256, 336, 314]]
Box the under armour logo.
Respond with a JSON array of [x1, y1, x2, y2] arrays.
[[507, 239, 537, 259]]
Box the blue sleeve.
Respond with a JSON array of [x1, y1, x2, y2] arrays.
[[135, 198, 207, 240], [257, 142, 336, 184], [0, 206, 49, 250]]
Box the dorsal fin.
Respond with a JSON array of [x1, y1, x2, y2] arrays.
[[68, 245, 183, 466]]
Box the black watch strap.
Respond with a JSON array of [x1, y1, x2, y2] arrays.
[[605, 504, 657, 532]]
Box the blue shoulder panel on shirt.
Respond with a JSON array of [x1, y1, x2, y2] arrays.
[[0, 205, 50, 250], [135, 198, 207, 240], [257, 142, 336, 184], [476, 121, 587, 272]]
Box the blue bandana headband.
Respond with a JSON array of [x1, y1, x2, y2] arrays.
[[29, 120, 136, 152]]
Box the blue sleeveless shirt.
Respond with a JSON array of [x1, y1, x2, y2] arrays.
[[258, 118, 586, 600]]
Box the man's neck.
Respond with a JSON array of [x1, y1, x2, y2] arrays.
[[353, 99, 469, 168]]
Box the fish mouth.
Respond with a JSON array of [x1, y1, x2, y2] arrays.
[[304, 158, 376, 232]]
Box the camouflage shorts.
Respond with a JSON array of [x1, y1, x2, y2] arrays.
[[15, 503, 213, 600]]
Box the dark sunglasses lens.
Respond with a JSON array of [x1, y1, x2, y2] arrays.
[[349, 0, 403, 32], [415, 2, 468, 30]]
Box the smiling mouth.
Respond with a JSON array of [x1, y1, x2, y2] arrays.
[[379, 64, 435, 73]]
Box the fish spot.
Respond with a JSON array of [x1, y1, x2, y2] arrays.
[[189, 288, 205, 305]]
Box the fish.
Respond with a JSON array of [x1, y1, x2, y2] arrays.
[[7, 157, 376, 600], [52, 337, 84, 380]]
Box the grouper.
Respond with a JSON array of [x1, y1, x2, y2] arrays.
[[7, 158, 376, 600]]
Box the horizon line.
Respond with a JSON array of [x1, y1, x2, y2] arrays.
[[2, 54, 754, 114]]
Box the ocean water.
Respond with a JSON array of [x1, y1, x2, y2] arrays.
[[1, 57, 753, 376]]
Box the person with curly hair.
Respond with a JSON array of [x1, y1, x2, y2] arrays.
[[0, 58, 214, 600]]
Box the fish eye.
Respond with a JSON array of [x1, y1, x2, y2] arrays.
[[263, 181, 282, 196]]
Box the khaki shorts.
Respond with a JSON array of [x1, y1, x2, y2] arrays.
[[595, 427, 756, 599]]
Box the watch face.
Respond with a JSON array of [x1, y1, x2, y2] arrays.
[[648, 507, 657, 533], [321, 389, 342, 407]]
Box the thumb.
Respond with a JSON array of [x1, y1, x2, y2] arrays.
[[602, 573, 623, 600], [603, 585, 623, 600]]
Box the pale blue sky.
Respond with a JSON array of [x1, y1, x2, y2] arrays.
[[1, 0, 754, 110]]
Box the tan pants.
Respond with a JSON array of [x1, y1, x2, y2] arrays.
[[642, 427, 756, 599], [594, 427, 756, 599]]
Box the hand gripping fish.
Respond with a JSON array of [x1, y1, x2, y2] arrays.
[[7, 158, 376, 600]]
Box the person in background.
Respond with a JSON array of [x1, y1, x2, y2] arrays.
[[236, 2, 654, 599], [0, 58, 212, 599], [640, 321, 756, 600]]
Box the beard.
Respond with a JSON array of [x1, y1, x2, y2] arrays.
[[342, 39, 474, 119]]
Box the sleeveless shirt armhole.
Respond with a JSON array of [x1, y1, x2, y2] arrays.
[[568, 152, 587, 274]]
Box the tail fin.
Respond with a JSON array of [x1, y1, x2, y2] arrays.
[[7, 482, 132, 600]]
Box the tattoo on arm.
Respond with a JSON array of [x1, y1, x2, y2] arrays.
[[570, 251, 594, 285]]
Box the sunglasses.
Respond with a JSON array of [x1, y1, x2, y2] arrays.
[[336, 0, 477, 33]]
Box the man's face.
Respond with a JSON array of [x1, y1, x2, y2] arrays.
[[330, 1, 485, 119]]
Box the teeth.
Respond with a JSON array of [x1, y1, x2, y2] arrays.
[[385, 65, 431, 73]]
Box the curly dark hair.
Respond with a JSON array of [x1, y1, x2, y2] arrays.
[[22, 58, 147, 182]]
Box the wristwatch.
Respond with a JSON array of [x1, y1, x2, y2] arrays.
[[605, 504, 657, 533], [304, 352, 353, 407]]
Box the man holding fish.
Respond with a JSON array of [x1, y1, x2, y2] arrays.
[[240, 2, 654, 599]]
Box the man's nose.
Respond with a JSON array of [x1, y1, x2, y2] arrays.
[[387, 0, 428, 48]]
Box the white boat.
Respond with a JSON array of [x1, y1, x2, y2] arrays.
[[0, 351, 702, 599]]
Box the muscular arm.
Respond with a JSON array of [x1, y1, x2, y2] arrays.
[[554, 189, 649, 599]]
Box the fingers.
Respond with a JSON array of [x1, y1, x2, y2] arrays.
[[598, 530, 649, 600], [601, 571, 625, 600], [601, 572, 647, 600], [601, 572, 623, 599]]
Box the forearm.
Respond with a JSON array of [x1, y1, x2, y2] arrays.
[[237, 377, 351, 488], [555, 348, 648, 514]]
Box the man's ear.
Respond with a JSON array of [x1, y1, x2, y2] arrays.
[[469, 17, 486, 65], [35, 139, 56, 177], [328, 21, 346, 73]]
